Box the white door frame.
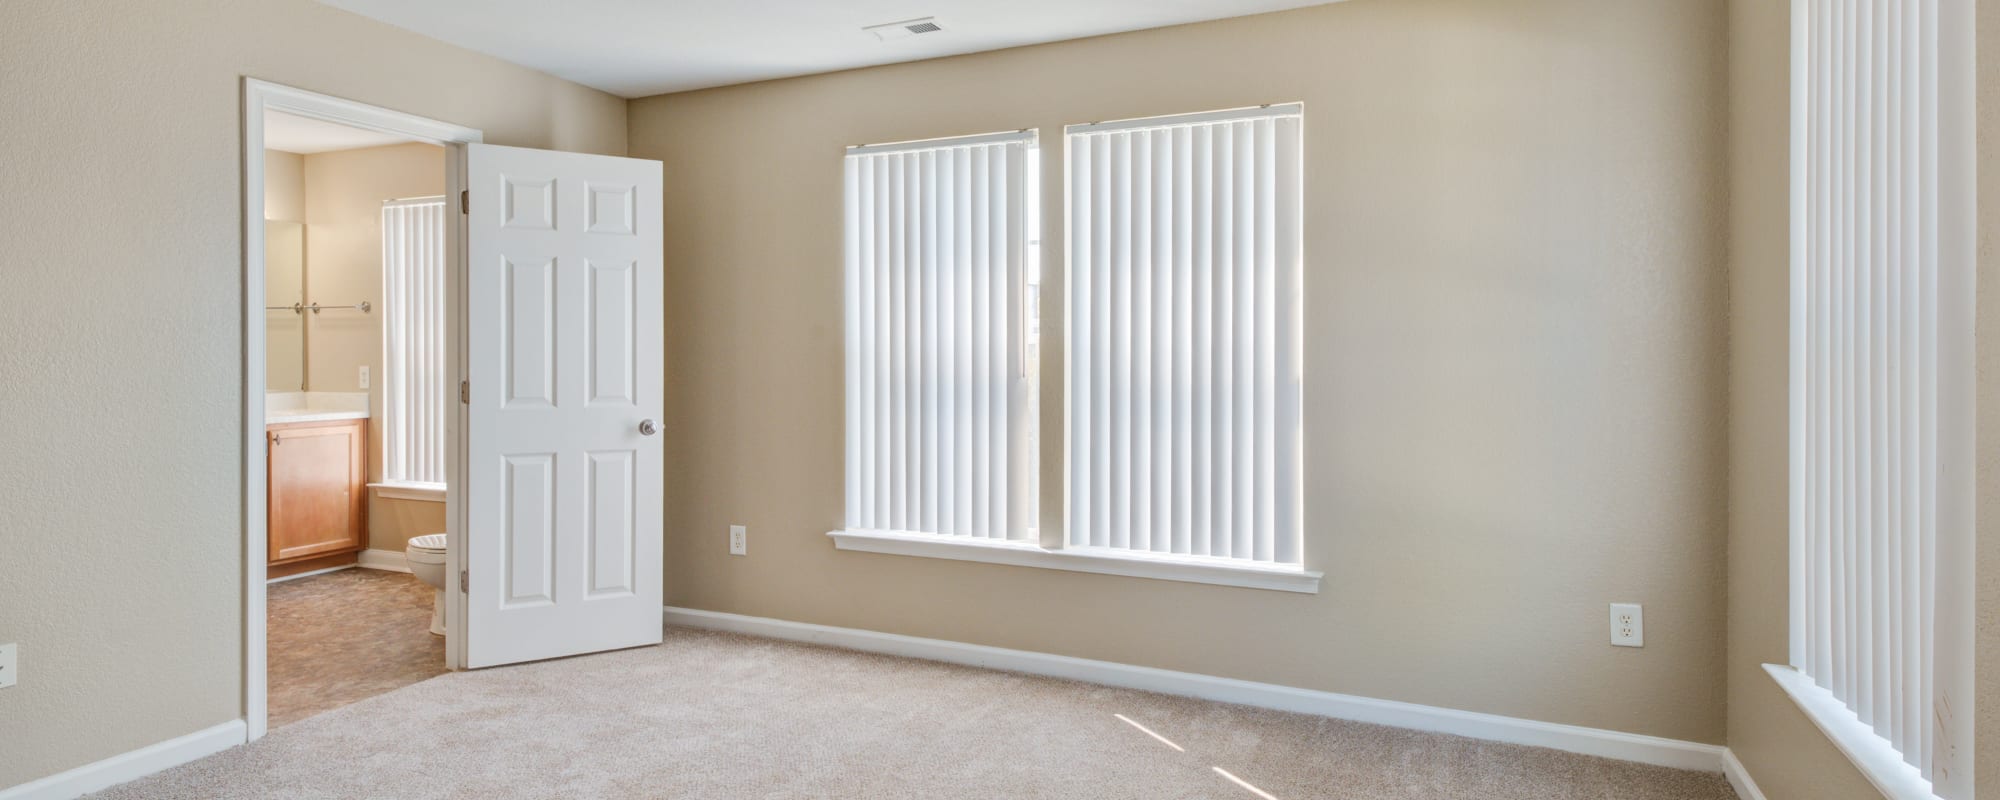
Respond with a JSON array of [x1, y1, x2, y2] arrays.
[[240, 78, 482, 742]]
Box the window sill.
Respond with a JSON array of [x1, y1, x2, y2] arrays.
[[1761, 664, 1939, 800], [368, 482, 446, 503], [826, 529, 1321, 594]]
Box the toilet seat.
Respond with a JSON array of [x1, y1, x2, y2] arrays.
[[406, 533, 448, 567]]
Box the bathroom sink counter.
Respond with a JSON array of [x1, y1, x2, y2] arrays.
[[266, 391, 370, 425], [268, 408, 369, 424]]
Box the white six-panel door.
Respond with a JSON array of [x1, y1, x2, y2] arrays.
[[464, 143, 663, 668]]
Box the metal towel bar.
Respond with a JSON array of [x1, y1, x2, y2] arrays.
[[263, 301, 372, 314]]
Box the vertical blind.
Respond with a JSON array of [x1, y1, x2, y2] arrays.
[[1065, 105, 1303, 564], [843, 131, 1036, 540], [1790, 0, 1971, 793], [382, 197, 448, 486]]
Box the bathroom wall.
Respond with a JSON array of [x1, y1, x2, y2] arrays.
[[299, 141, 448, 552], [264, 150, 304, 221], [0, 0, 626, 788], [630, 0, 1731, 744], [264, 151, 308, 392]]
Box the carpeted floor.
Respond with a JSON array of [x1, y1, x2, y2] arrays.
[[97, 628, 1738, 799], [267, 568, 446, 728]]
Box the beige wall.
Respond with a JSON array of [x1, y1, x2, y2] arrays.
[[264, 150, 305, 221], [297, 142, 450, 552], [631, 0, 1729, 743], [369, 495, 448, 552], [0, 0, 624, 788], [264, 152, 307, 391]]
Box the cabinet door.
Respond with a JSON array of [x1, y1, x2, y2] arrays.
[[268, 420, 367, 563]]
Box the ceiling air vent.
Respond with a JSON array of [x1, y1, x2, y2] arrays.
[[864, 17, 944, 41]]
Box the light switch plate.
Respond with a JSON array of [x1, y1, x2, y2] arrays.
[[0, 643, 16, 689], [358, 365, 371, 390], [1610, 603, 1644, 647]]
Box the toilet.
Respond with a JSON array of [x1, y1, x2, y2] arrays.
[[405, 533, 448, 636]]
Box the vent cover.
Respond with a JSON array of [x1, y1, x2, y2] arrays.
[[864, 17, 943, 40]]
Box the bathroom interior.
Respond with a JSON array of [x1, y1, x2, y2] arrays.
[[262, 109, 453, 727]]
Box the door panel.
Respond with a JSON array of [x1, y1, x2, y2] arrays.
[[465, 144, 663, 668]]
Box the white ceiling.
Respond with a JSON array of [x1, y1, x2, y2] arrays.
[[317, 0, 1344, 98], [264, 110, 413, 154]]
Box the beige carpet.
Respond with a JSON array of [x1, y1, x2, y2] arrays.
[[96, 628, 1737, 799]]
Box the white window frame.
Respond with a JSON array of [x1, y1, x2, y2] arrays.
[[373, 194, 450, 502], [829, 110, 1320, 595]]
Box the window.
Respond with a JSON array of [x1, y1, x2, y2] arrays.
[[832, 109, 1316, 594], [380, 196, 449, 495], [1782, 1, 1972, 797], [840, 130, 1039, 540], [1066, 105, 1304, 565]]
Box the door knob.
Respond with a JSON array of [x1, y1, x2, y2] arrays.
[[638, 419, 658, 436]]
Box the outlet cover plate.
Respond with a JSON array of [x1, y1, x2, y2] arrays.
[[1610, 603, 1644, 647], [729, 525, 747, 556]]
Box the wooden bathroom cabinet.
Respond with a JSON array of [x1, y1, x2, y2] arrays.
[[267, 418, 368, 577]]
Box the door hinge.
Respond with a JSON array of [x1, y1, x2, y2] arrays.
[[460, 379, 469, 404], [459, 189, 469, 215], [459, 569, 468, 593]]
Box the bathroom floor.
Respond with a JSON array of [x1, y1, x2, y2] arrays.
[[267, 567, 446, 728]]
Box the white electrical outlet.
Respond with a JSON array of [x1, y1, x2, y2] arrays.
[[0, 643, 16, 689], [729, 525, 747, 556], [1610, 603, 1644, 647], [358, 365, 371, 389]]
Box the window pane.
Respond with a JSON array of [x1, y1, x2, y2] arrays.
[[1064, 107, 1303, 564], [843, 132, 1037, 540]]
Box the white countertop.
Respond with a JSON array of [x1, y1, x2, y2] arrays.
[[266, 391, 369, 425]]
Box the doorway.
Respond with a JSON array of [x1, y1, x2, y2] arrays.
[[242, 79, 482, 740], [243, 79, 668, 742]]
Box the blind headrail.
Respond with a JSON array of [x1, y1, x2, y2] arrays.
[[847, 128, 1036, 156], [1066, 103, 1303, 136]]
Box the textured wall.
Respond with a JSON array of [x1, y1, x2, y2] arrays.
[[631, 0, 1731, 744], [0, 0, 624, 787]]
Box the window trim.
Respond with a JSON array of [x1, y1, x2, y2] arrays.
[[827, 529, 1321, 594], [368, 481, 446, 503], [1763, 665, 1939, 800]]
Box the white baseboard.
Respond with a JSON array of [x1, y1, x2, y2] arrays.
[[0, 719, 245, 800], [663, 607, 1727, 773], [264, 564, 354, 584], [1722, 748, 1767, 800], [356, 548, 411, 573]]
